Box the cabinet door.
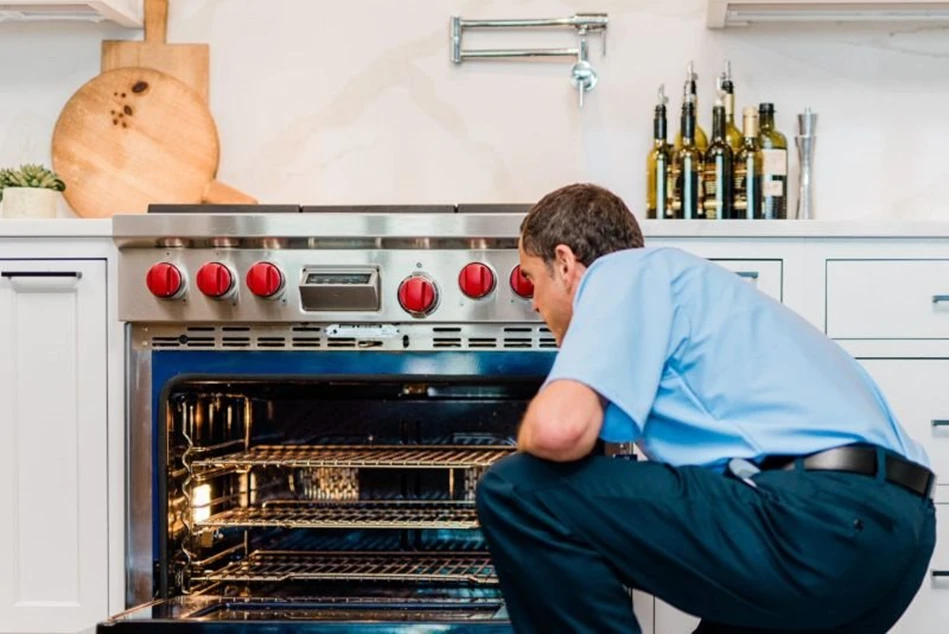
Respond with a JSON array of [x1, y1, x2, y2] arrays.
[[856, 359, 949, 634], [856, 359, 948, 494], [0, 260, 109, 633], [885, 503, 948, 634]]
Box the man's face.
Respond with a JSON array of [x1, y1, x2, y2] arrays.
[[517, 240, 585, 346]]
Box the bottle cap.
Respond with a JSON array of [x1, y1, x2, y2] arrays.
[[759, 103, 775, 115]]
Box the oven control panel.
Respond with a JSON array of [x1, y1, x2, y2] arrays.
[[120, 250, 538, 323]]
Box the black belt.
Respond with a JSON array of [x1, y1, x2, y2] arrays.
[[758, 444, 935, 499]]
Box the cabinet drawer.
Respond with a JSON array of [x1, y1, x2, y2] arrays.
[[888, 503, 948, 634], [827, 259, 949, 339], [711, 259, 782, 302], [857, 359, 949, 486]]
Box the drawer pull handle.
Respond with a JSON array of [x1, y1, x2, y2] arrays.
[[932, 420, 949, 427], [1, 270, 83, 292], [933, 295, 949, 304], [735, 271, 759, 280], [934, 570, 949, 578], [1, 271, 82, 279]]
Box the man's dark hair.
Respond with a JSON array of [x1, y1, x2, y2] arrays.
[[520, 183, 644, 267]]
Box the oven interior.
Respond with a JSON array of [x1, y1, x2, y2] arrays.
[[158, 376, 540, 621]]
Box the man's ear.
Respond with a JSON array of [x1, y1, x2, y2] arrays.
[[553, 244, 587, 292], [553, 244, 575, 276]]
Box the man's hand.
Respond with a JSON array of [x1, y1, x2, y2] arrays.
[[516, 379, 605, 462]]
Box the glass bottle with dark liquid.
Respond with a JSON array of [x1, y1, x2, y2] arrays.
[[646, 85, 673, 219], [758, 103, 788, 219], [718, 61, 743, 153], [733, 107, 763, 219], [672, 97, 704, 219], [702, 96, 734, 220], [674, 61, 708, 153]]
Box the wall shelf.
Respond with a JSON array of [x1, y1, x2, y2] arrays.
[[707, 0, 949, 28], [0, 0, 142, 28]]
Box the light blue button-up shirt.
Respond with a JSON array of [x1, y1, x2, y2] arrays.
[[543, 246, 930, 470]]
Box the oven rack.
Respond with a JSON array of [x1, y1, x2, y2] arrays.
[[193, 550, 497, 585], [196, 500, 479, 530], [189, 444, 514, 471]]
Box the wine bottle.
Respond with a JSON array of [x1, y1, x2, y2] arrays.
[[733, 107, 763, 219], [646, 85, 674, 219], [758, 103, 788, 219], [672, 97, 704, 219], [702, 95, 734, 220], [674, 61, 708, 152], [718, 61, 742, 152]]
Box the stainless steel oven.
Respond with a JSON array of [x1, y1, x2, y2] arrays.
[[99, 206, 568, 632]]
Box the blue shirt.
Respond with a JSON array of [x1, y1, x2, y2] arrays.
[[543, 246, 930, 470]]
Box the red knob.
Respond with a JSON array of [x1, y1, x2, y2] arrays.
[[398, 275, 438, 316], [145, 262, 184, 299], [246, 262, 285, 299], [458, 262, 496, 299], [196, 262, 235, 298], [510, 265, 534, 299]]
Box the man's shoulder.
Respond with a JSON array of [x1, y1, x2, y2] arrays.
[[576, 246, 699, 304], [588, 245, 705, 275]]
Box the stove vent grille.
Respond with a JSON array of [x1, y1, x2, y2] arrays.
[[140, 324, 555, 352]]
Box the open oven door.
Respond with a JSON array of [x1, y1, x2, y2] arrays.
[[98, 595, 514, 633]]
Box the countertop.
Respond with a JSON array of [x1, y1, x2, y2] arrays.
[[5, 217, 949, 240], [0, 218, 113, 238]]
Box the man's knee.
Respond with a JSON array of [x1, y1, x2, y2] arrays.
[[475, 453, 553, 524]]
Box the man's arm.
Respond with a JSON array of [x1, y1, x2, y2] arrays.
[[516, 252, 677, 462], [517, 379, 604, 462]]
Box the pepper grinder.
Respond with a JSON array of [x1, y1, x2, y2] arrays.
[[795, 108, 817, 219]]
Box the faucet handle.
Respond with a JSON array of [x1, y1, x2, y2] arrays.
[[574, 13, 608, 57]]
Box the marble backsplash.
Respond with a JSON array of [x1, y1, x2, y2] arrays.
[[0, 0, 947, 221]]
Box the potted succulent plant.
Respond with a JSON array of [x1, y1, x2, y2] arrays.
[[0, 164, 66, 219]]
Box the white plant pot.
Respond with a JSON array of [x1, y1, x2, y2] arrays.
[[1, 187, 60, 219]]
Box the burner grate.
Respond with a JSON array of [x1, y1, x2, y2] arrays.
[[194, 551, 497, 585], [197, 500, 479, 530], [191, 444, 513, 470]]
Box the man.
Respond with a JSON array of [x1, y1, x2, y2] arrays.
[[475, 183, 936, 634]]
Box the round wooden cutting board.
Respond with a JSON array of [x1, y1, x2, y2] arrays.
[[52, 67, 255, 218]]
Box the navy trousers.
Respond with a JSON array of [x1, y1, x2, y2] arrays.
[[475, 450, 936, 633]]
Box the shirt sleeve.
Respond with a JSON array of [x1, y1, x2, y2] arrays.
[[542, 252, 675, 442]]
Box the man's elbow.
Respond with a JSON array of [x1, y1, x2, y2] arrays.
[[527, 407, 598, 462]]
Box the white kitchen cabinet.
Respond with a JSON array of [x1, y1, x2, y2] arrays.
[[826, 259, 949, 340], [0, 0, 142, 27], [0, 259, 110, 634], [855, 359, 949, 634], [856, 359, 949, 488], [887, 503, 949, 634]]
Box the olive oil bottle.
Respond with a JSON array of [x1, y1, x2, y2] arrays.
[[702, 96, 734, 220], [718, 61, 742, 153], [646, 85, 673, 219], [674, 62, 708, 153], [758, 103, 788, 219], [733, 107, 764, 219], [672, 97, 704, 219]]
